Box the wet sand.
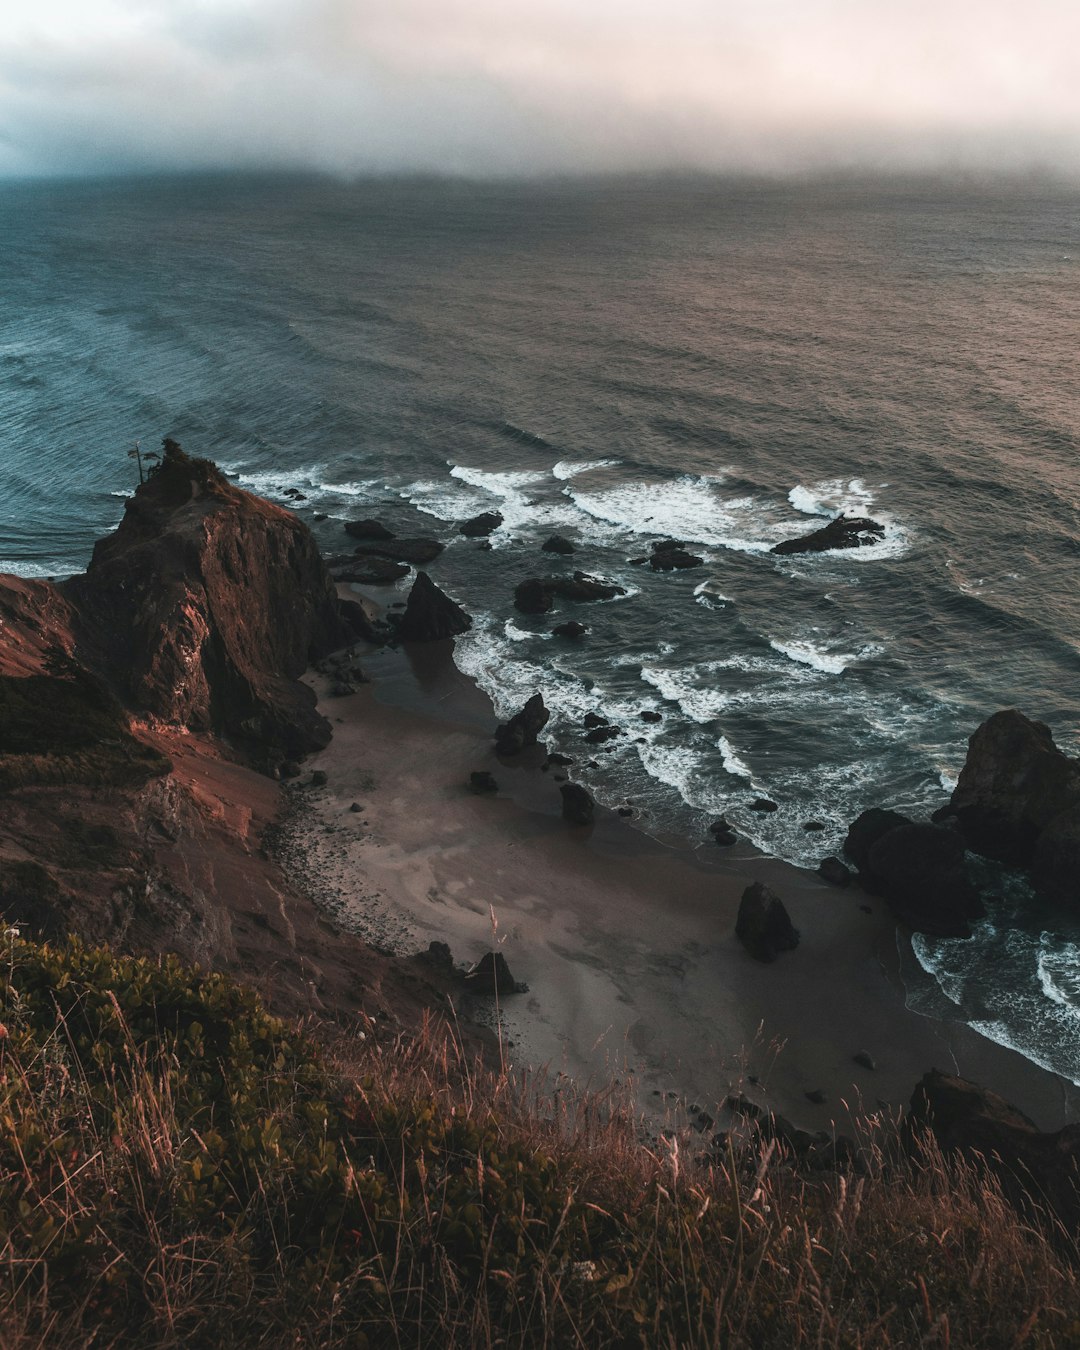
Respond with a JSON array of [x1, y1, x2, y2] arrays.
[[283, 632, 1080, 1136]]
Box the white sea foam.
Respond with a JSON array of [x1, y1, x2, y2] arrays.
[[550, 459, 620, 480], [1037, 940, 1080, 1018], [717, 735, 753, 780], [0, 559, 77, 579], [568, 475, 774, 553], [639, 666, 733, 723], [938, 769, 959, 792], [504, 619, 552, 643], [768, 638, 882, 675]]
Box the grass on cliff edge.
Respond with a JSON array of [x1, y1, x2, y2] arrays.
[[0, 934, 1076, 1349]]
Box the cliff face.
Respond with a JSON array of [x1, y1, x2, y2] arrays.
[[65, 443, 360, 759]]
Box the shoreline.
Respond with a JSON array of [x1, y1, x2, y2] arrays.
[[280, 621, 1080, 1136]]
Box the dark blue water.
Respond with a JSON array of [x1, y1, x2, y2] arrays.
[[3, 172, 1080, 1079]]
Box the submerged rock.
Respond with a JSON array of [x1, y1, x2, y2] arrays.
[[344, 519, 395, 541], [735, 882, 799, 962], [771, 514, 886, 555], [396, 572, 472, 642], [649, 539, 703, 571], [352, 538, 445, 565], [495, 693, 550, 756]]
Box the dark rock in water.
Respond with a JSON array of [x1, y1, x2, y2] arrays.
[[345, 519, 395, 541], [313, 513, 328, 522], [584, 724, 621, 744], [817, 856, 852, 886], [950, 709, 1080, 875], [710, 817, 738, 847], [514, 578, 554, 614], [640, 709, 662, 723], [546, 752, 573, 766], [460, 511, 503, 537], [853, 1051, 876, 1071], [464, 951, 518, 995], [553, 621, 587, 639], [629, 556, 649, 566], [495, 693, 549, 755], [560, 782, 595, 825], [542, 534, 576, 554], [771, 513, 886, 556], [907, 1069, 1080, 1231], [353, 537, 445, 565], [617, 806, 633, 816], [331, 556, 410, 584], [735, 882, 799, 962], [650, 539, 704, 570], [396, 571, 472, 642], [749, 798, 778, 813], [514, 573, 626, 613], [469, 771, 498, 794], [802, 820, 825, 832], [476, 540, 493, 551], [843, 807, 914, 875], [868, 822, 984, 937], [583, 712, 607, 728], [311, 770, 328, 787]]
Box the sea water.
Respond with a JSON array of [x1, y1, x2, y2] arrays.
[[3, 172, 1080, 1078]]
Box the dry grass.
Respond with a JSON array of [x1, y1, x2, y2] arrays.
[[0, 933, 1077, 1348]]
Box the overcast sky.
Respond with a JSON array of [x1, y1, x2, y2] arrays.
[[1, 0, 1078, 179]]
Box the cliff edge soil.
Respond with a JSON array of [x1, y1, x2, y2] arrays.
[[0, 443, 450, 1030]]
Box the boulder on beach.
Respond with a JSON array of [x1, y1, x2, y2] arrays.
[[817, 856, 852, 886], [344, 519, 395, 541], [396, 571, 472, 642], [494, 693, 550, 756], [867, 822, 984, 938], [843, 807, 913, 877], [464, 951, 519, 995], [560, 782, 595, 825], [542, 534, 576, 554], [353, 538, 445, 565], [710, 818, 738, 847], [469, 771, 498, 794], [771, 514, 886, 556], [459, 511, 503, 538], [735, 882, 799, 962]]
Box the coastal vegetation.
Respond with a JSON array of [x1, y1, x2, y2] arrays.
[[0, 932, 1076, 1348]]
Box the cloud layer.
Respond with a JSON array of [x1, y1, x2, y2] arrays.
[[2, 0, 1079, 178]]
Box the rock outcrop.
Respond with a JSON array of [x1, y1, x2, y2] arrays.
[[395, 571, 472, 643], [352, 538, 445, 565], [771, 514, 885, 556], [66, 440, 360, 759], [649, 539, 703, 571], [907, 1070, 1080, 1231], [344, 519, 395, 541], [949, 710, 1080, 878], [735, 882, 799, 962], [459, 512, 503, 537], [495, 693, 550, 756], [541, 535, 575, 555], [844, 807, 982, 936], [514, 573, 627, 614]]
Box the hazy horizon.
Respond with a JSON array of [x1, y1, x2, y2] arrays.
[[2, 0, 1079, 183]]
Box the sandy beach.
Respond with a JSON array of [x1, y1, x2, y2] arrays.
[[280, 623, 1080, 1139]]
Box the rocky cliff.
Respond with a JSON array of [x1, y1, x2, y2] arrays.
[[65, 440, 364, 761]]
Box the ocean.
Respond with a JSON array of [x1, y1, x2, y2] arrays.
[[3, 171, 1080, 1081]]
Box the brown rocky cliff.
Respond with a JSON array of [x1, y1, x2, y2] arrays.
[[64, 442, 363, 760]]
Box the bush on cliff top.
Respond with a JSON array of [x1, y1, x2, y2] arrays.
[[0, 933, 1076, 1348]]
